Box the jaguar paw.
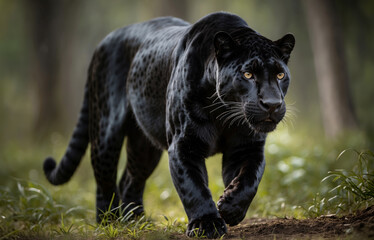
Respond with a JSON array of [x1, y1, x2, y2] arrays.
[[186, 214, 227, 239], [217, 195, 247, 226]]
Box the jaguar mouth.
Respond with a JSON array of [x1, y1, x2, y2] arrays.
[[264, 118, 273, 122], [243, 106, 283, 133], [251, 118, 278, 133]]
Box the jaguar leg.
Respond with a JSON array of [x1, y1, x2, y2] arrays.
[[88, 41, 130, 223], [168, 134, 227, 238], [91, 124, 126, 223], [119, 119, 162, 217], [217, 141, 266, 226]]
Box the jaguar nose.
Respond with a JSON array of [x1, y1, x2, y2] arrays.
[[259, 98, 282, 113]]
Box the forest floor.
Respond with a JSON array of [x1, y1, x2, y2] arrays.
[[164, 206, 374, 240], [226, 206, 374, 240], [2, 203, 374, 240]]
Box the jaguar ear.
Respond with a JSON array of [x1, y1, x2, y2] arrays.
[[214, 32, 237, 58], [274, 33, 295, 63]]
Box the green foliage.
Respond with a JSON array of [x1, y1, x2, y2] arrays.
[[161, 215, 186, 234], [0, 180, 84, 229], [94, 196, 156, 239], [0, 180, 179, 239], [243, 128, 370, 218], [0, 180, 87, 239], [307, 150, 374, 217]]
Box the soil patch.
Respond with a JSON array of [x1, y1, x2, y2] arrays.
[[225, 206, 374, 239]]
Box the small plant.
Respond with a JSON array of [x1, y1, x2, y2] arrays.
[[161, 215, 186, 233], [101, 223, 120, 238], [307, 150, 374, 217], [54, 213, 76, 235], [94, 195, 156, 239]]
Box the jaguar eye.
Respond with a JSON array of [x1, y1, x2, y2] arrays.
[[277, 72, 285, 80], [243, 72, 253, 79]]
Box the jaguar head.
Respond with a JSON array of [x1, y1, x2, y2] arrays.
[[213, 29, 295, 133]]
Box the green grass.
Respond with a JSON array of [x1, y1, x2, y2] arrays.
[[0, 126, 372, 239], [0, 180, 187, 240], [306, 149, 374, 217]]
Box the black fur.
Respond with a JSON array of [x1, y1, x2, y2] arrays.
[[43, 12, 295, 238]]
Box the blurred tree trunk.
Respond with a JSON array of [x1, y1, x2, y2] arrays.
[[303, 0, 358, 137], [27, 0, 60, 134], [26, 0, 77, 136]]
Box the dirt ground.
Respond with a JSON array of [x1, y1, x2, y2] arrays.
[[11, 207, 374, 240], [223, 206, 374, 240]]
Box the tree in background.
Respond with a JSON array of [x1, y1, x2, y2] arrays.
[[26, 0, 60, 134], [26, 0, 78, 135], [303, 0, 358, 137]]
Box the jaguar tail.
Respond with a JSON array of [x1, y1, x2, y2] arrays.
[[43, 86, 89, 185]]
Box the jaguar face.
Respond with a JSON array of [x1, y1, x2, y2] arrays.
[[213, 30, 295, 133]]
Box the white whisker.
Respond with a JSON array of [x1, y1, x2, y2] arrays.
[[222, 111, 243, 126], [229, 114, 246, 128]]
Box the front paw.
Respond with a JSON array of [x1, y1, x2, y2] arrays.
[[186, 214, 227, 239], [217, 188, 249, 226]]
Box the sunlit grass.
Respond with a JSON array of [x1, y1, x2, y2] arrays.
[[0, 180, 188, 240], [0, 180, 90, 239], [307, 149, 374, 217]]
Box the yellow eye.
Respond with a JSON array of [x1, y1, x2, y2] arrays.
[[244, 72, 253, 79], [277, 72, 285, 80]]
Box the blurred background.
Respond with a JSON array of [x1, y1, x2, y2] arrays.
[[0, 0, 373, 221]]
